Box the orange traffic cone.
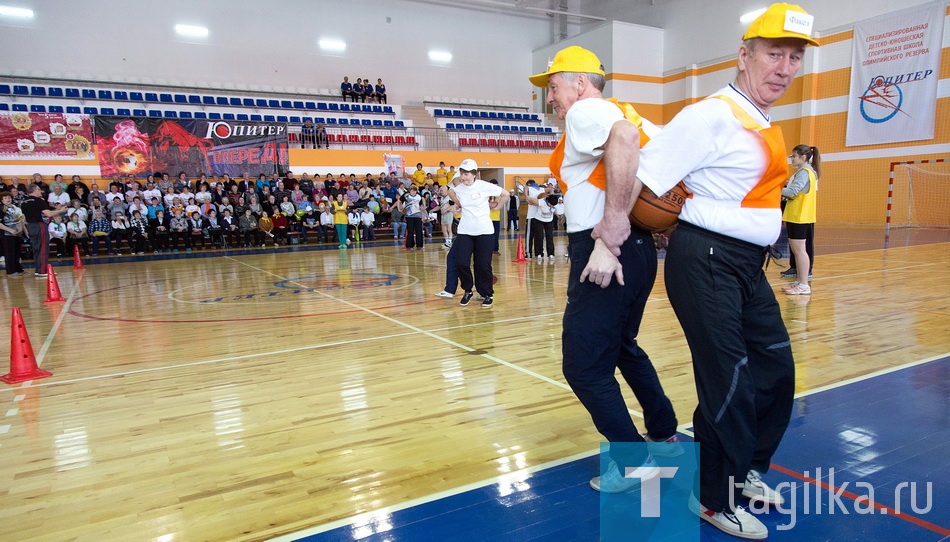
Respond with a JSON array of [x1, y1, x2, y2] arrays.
[[43, 265, 65, 304], [512, 235, 528, 263], [73, 245, 85, 270], [1, 308, 53, 384]]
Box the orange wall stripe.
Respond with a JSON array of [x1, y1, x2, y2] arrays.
[[608, 73, 665, 84]]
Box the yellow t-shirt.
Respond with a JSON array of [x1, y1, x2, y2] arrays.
[[446, 170, 456, 183], [332, 200, 349, 224], [436, 168, 448, 183], [412, 169, 426, 187]]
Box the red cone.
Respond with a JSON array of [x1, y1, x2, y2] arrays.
[[512, 235, 528, 263], [1, 308, 52, 384], [73, 245, 85, 270], [43, 265, 65, 304]]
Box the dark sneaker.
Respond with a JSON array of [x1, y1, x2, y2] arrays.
[[780, 268, 797, 278], [459, 291, 474, 306], [481, 296, 493, 308]]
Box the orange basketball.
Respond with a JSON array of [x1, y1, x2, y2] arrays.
[[629, 181, 690, 233]]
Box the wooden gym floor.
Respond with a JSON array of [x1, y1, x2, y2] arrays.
[[0, 225, 947, 541]]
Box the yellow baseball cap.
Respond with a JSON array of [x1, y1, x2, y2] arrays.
[[529, 46, 605, 87], [743, 3, 819, 47]]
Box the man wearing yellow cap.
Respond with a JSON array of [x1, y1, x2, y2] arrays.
[[633, 3, 819, 539], [529, 47, 681, 494]]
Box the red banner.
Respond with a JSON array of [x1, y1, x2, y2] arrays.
[[0, 112, 94, 159]]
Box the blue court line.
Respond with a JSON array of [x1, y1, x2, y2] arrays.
[[282, 357, 949, 542]]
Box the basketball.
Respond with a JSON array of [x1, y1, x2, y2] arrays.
[[629, 181, 690, 233]]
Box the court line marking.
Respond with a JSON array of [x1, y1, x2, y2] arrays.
[[793, 352, 948, 399], [35, 271, 85, 369], [266, 447, 602, 542], [0, 311, 565, 392]]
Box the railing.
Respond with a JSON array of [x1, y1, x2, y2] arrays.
[[288, 125, 557, 153]]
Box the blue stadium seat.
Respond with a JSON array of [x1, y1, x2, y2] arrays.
[[66, 106, 81, 114], [0, 84, 10, 94], [82, 89, 96, 99], [293, 101, 304, 109], [305, 101, 316, 109], [0, 103, 8, 111], [372, 119, 382, 127], [113, 91, 128, 101], [263, 115, 276, 122], [129, 91, 144, 101], [544, 127, 553, 133], [82, 106, 97, 115], [326, 118, 336, 125], [289, 116, 301, 123], [223, 113, 235, 120], [339, 103, 350, 112], [116, 108, 131, 116], [98, 90, 113, 100], [159, 93, 173, 103], [337, 118, 348, 125], [255, 99, 267, 108], [280, 100, 292, 109], [464, 124, 474, 130], [451, 110, 461, 117], [303, 117, 314, 123], [10, 103, 26, 111], [148, 110, 162, 117], [531, 114, 540, 121], [267, 99, 279, 108], [328, 103, 339, 111], [446, 123, 454, 129], [163, 110, 177, 118], [229, 97, 242, 106], [383, 120, 394, 127], [528, 126, 537, 133], [501, 125, 511, 132], [505, 113, 515, 120], [145, 92, 159, 102], [13, 85, 28, 95], [189, 95, 202, 104], [203, 96, 215, 105], [243, 98, 255, 107], [276, 115, 288, 122], [488, 112, 498, 119], [178, 111, 192, 119], [435, 109, 445, 116], [237, 114, 249, 121], [519, 126, 528, 132], [474, 124, 483, 130], [208, 112, 221, 120], [250, 114, 262, 121], [383, 106, 393, 114], [193, 112, 207, 119], [48, 87, 63, 97], [215, 97, 228, 106], [317, 102, 328, 111], [359, 119, 370, 126], [66, 88, 80, 98], [514, 113, 524, 120], [133, 109, 146, 117], [30, 104, 46, 112], [174, 94, 187, 104], [372, 105, 382, 113], [492, 125, 502, 131], [48, 105, 64, 113], [394, 120, 404, 127]]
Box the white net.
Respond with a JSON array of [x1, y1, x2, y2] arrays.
[[889, 162, 950, 228]]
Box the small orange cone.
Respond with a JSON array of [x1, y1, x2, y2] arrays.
[[73, 245, 85, 270], [43, 265, 65, 304], [512, 235, 528, 263], [1, 308, 52, 384]]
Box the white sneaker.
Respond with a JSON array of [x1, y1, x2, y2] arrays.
[[590, 456, 658, 493], [643, 434, 684, 458], [537, 255, 542, 262], [549, 255, 555, 261], [689, 493, 768, 540], [434, 290, 454, 298], [743, 469, 785, 506]]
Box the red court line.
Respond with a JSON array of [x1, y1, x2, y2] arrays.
[[769, 463, 950, 536]]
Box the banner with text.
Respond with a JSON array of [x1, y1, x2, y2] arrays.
[[94, 117, 288, 178], [0, 112, 94, 159], [846, 2, 945, 146]]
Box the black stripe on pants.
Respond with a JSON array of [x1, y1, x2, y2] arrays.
[[453, 233, 494, 297], [664, 221, 794, 513]]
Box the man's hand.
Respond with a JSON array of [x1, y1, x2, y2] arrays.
[[591, 214, 630, 257], [579, 239, 623, 288]]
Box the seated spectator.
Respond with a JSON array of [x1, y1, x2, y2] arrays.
[[129, 210, 149, 254], [272, 211, 289, 245], [108, 195, 129, 220], [169, 209, 190, 251], [362, 77, 374, 102], [67, 175, 87, 200], [204, 209, 224, 248], [188, 211, 205, 249], [48, 183, 69, 209], [68, 199, 89, 223], [220, 208, 240, 248], [240, 208, 262, 247], [88, 209, 114, 255], [124, 181, 142, 204], [111, 211, 133, 254], [258, 211, 276, 246], [184, 197, 200, 218], [48, 214, 68, 257], [128, 196, 148, 219], [320, 205, 335, 243], [353, 78, 365, 103], [301, 120, 316, 149], [375, 79, 387, 104], [360, 206, 376, 241], [150, 209, 170, 252], [347, 206, 361, 242], [66, 212, 89, 257], [341, 76, 356, 102], [217, 196, 234, 217], [316, 124, 329, 149]]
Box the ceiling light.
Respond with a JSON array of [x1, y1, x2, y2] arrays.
[[319, 39, 347, 52], [0, 5, 34, 18], [428, 50, 452, 63], [740, 8, 766, 24], [175, 24, 208, 38]]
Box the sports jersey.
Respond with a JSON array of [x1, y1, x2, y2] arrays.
[[453, 180, 503, 236]]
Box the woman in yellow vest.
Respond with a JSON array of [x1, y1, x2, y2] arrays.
[[331, 191, 349, 249], [781, 144, 820, 295]]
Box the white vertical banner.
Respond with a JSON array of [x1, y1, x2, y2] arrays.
[[845, 2, 945, 147]]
